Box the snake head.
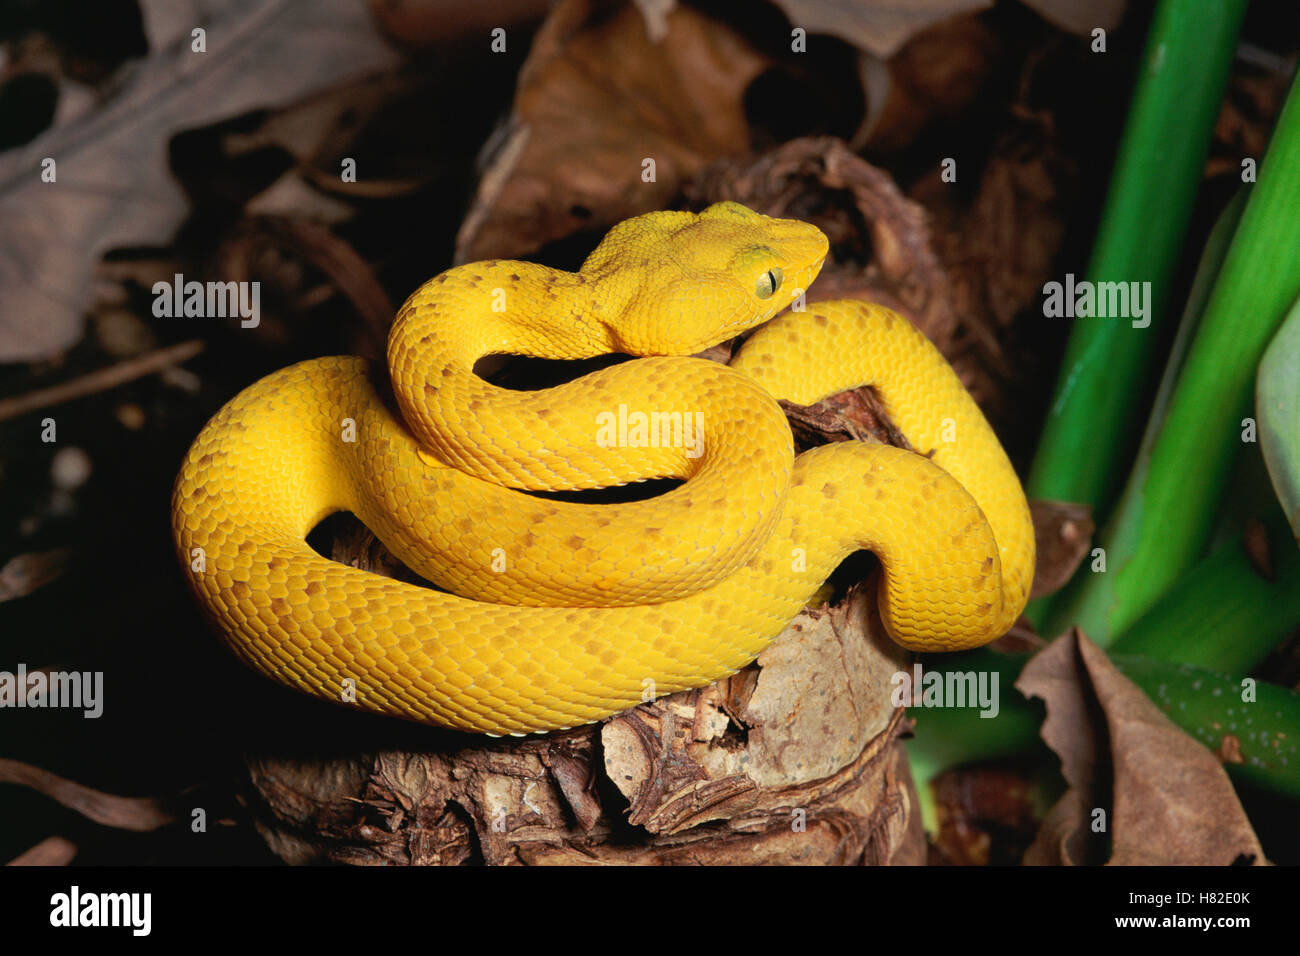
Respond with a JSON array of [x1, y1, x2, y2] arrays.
[[587, 202, 829, 355]]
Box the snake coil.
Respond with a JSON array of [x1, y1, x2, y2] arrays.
[[172, 202, 1034, 735]]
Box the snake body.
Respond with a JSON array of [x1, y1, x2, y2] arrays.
[[172, 202, 1034, 736]]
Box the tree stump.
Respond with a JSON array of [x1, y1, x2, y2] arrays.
[[242, 585, 924, 865]]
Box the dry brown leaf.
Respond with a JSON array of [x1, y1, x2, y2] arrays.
[[0, 0, 399, 361], [1028, 499, 1094, 599], [454, 0, 770, 263], [244, 175, 355, 223], [1016, 632, 1098, 865], [1017, 630, 1266, 866], [223, 74, 403, 175], [1023, 787, 1091, 866]]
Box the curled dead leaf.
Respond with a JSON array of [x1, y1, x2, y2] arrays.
[[1016, 630, 1266, 865]]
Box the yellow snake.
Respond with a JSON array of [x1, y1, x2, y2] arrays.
[[172, 202, 1034, 736]]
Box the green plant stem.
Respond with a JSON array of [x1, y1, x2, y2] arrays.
[[1048, 75, 1300, 645], [1026, 0, 1247, 513], [1111, 657, 1300, 800], [1108, 515, 1300, 672], [1027, 187, 1250, 629]]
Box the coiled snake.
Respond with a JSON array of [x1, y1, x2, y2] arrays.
[[172, 202, 1034, 736]]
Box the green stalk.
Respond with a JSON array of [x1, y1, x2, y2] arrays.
[[1049, 75, 1300, 645], [1112, 656, 1300, 800], [1027, 187, 1249, 628], [1026, 0, 1247, 512], [1108, 514, 1300, 672]]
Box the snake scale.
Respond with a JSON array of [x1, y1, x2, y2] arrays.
[[172, 202, 1034, 736]]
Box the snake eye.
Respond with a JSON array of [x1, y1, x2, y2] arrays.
[[755, 267, 783, 299]]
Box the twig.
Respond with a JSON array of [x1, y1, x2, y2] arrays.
[[0, 758, 175, 832], [6, 835, 77, 866], [0, 340, 204, 423], [0, 548, 72, 603]]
